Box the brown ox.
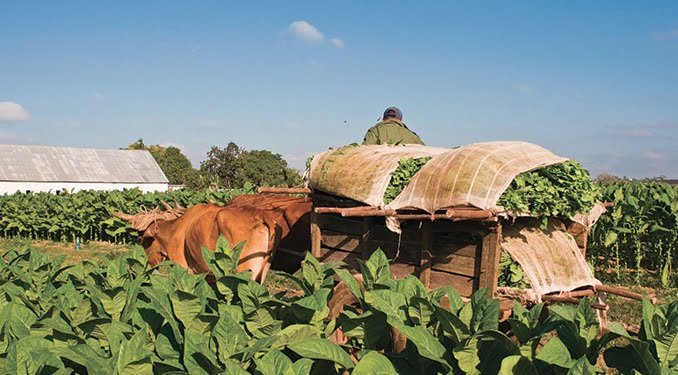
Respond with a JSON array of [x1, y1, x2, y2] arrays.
[[115, 194, 311, 282]]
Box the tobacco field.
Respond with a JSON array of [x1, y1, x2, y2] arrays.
[[0, 178, 675, 287], [588, 181, 677, 287], [0, 240, 675, 374], [0, 185, 254, 244]]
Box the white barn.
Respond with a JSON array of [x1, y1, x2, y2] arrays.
[[0, 144, 169, 195]]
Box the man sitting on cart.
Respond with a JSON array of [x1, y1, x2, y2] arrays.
[[363, 106, 425, 145]]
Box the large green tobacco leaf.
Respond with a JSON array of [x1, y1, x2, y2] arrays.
[[170, 290, 204, 332], [254, 349, 293, 375], [183, 329, 220, 374], [283, 358, 314, 375], [287, 338, 354, 369], [362, 249, 392, 287], [99, 286, 127, 321], [211, 312, 248, 361], [1, 301, 38, 339], [53, 343, 114, 374], [387, 317, 450, 371], [272, 324, 322, 348], [469, 288, 499, 333], [435, 306, 471, 345], [8, 336, 65, 375], [353, 351, 398, 375], [536, 337, 577, 369], [604, 340, 662, 375], [453, 331, 520, 375], [155, 325, 183, 370], [565, 356, 599, 375], [364, 289, 407, 322], [498, 355, 538, 375], [142, 286, 183, 342], [114, 329, 153, 375]]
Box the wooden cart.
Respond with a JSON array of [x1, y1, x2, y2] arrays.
[[259, 187, 651, 313]]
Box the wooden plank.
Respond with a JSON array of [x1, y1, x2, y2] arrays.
[[431, 252, 478, 277], [478, 224, 502, 297], [317, 214, 364, 236], [419, 221, 433, 288], [433, 237, 479, 258], [321, 231, 361, 252], [367, 239, 419, 265], [371, 225, 421, 242], [429, 270, 475, 297], [318, 247, 358, 267], [310, 211, 321, 257], [431, 220, 489, 234]]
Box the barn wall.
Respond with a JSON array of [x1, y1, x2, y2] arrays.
[[0, 182, 168, 195]]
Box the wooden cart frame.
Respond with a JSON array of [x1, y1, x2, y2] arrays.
[[258, 187, 651, 310]]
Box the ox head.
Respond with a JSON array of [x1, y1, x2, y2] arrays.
[[114, 201, 185, 266]]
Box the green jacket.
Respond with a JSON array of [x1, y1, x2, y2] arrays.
[[362, 119, 425, 145]]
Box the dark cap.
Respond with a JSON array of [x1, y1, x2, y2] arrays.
[[383, 107, 403, 120]]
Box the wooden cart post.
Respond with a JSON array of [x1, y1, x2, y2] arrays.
[[310, 211, 322, 257], [478, 223, 502, 297], [419, 220, 433, 288]]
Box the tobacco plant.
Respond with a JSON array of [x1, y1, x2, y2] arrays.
[[588, 181, 677, 286], [1, 242, 675, 374], [0, 185, 255, 245]]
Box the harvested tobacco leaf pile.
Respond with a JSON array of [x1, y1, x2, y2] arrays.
[[383, 156, 432, 204], [498, 160, 601, 226]]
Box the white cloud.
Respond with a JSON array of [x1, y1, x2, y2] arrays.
[[0, 101, 30, 121], [288, 21, 344, 48], [289, 21, 324, 42], [330, 37, 344, 48], [653, 29, 678, 41]]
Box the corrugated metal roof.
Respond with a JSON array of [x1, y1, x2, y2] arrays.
[[0, 144, 169, 183]]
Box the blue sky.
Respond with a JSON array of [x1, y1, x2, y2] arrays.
[[1, 1, 676, 178]]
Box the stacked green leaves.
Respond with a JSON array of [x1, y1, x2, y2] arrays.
[[383, 156, 432, 204], [498, 160, 602, 224], [0, 242, 673, 374]]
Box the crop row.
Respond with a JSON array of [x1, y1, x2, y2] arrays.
[[588, 181, 677, 287], [0, 240, 675, 374], [0, 179, 674, 287], [0, 185, 254, 244]]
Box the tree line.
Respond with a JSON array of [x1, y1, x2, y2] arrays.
[[125, 139, 303, 189]]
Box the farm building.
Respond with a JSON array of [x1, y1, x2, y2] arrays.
[[0, 144, 169, 194]]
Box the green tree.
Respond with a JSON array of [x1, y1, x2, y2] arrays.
[[200, 142, 243, 188], [125, 140, 201, 186], [595, 173, 620, 185], [200, 142, 302, 188], [236, 150, 303, 187]]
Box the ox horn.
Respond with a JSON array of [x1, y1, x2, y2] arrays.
[[113, 212, 135, 222], [160, 200, 173, 211]]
